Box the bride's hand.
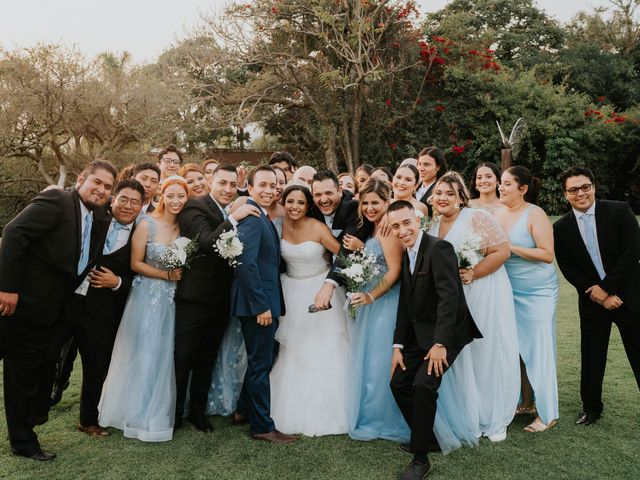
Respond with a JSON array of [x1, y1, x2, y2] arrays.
[[459, 268, 474, 285], [343, 234, 364, 251], [350, 292, 374, 306]]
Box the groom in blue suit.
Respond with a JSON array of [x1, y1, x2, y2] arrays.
[[231, 166, 296, 444]]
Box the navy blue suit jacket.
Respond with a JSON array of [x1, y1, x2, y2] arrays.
[[230, 199, 284, 318]]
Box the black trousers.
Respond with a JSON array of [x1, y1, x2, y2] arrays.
[[75, 311, 120, 426], [390, 341, 462, 454], [174, 299, 230, 422], [0, 316, 56, 454], [580, 307, 640, 416]]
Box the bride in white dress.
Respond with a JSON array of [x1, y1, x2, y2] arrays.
[[270, 184, 350, 436]]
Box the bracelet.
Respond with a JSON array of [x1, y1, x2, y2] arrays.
[[365, 292, 376, 303]]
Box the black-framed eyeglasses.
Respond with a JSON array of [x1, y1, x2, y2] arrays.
[[161, 157, 182, 165], [115, 196, 142, 208], [565, 183, 593, 195]]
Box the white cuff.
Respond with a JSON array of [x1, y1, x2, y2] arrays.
[[324, 279, 338, 287], [111, 276, 122, 291], [393, 344, 404, 350]]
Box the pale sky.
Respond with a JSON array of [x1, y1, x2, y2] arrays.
[[0, 0, 613, 63]]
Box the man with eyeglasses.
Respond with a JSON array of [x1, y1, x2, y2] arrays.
[[157, 145, 183, 181], [553, 166, 640, 427]]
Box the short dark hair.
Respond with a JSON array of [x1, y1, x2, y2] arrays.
[[114, 178, 145, 200], [559, 166, 595, 191], [418, 146, 447, 178], [469, 162, 501, 199], [387, 199, 415, 214], [79, 159, 118, 182], [212, 164, 238, 178], [248, 165, 276, 186], [282, 184, 314, 216], [157, 145, 184, 164], [133, 162, 161, 179], [505, 166, 541, 205], [268, 151, 297, 171], [312, 170, 339, 189]]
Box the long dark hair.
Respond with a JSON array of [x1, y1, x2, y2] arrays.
[[282, 184, 314, 217], [469, 162, 501, 199], [505, 166, 541, 205]]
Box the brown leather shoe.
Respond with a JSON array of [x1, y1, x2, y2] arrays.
[[231, 411, 249, 426], [251, 429, 297, 444], [77, 424, 110, 437]]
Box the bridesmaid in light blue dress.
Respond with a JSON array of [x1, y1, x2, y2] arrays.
[[346, 179, 410, 443], [496, 167, 559, 433], [428, 172, 520, 452], [99, 178, 189, 441]]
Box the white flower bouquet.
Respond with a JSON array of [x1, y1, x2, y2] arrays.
[[415, 210, 431, 231], [214, 229, 244, 267], [455, 233, 482, 269], [159, 236, 200, 270], [338, 248, 381, 318]]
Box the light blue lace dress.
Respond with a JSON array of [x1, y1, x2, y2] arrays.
[[98, 217, 178, 442], [347, 236, 411, 442]]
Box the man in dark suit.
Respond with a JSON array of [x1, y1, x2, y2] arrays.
[[174, 165, 260, 432], [0, 160, 117, 460], [553, 166, 640, 426], [132, 162, 161, 215], [74, 179, 145, 437], [416, 147, 447, 218], [230, 166, 296, 444], [387, 200, 481, 480], [309, 170, 373, 309]]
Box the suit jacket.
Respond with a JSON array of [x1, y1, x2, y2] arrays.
[[310, 196, 374, 284], [0, 189, 102, 325], [230, 198, 284, 317], [394, 233, 481, 350], [175, 195, 235, 305], [418, 182, 436, 218], [554, 200, 640, 317], [81, 208, 136, 326]]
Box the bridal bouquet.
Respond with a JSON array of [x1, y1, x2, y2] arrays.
[[338, 249, 381, 319], [455, 233, 482, 269], [159, 236, 199, 270], [214, 229, 244, 267]]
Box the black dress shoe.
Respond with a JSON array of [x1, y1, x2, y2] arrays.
[[11, 448, 56, 461], [50, 380, 70, 407], [231, 411, 249, 426], [399, 459, 432, 480], [575, 412, 600, 426], [188, 416, 214, 432]]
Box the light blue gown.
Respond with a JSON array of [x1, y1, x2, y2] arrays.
[[205, 317, 247, 416], [429, 208, 520, 453], [504, 206, 559, 424], [347, 237, 411, 443], [98, 217, 177, 442]]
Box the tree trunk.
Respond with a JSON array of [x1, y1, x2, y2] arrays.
[[323, 123, 339, 173], [58, 163, 67, 186], [36, 158, 55, 185], [349, 87, 362, 171], [501, 149, 512, 172]]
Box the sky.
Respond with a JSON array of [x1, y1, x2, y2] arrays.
[[0, 0, 613, 63]]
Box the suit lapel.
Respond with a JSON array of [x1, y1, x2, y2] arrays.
[[205, 195, 225, 223], [72, 191, 82, 263], [594, 201, 608, 267], [410, 234, 427, 291]]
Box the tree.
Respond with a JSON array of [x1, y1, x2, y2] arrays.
[[171, 0, 431, 172]]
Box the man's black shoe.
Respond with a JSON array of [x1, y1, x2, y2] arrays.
[[11, 448, 56, 461], [399, 459, 432, 480], [188, 416, 214, 432], [575, 411, 600, 426]]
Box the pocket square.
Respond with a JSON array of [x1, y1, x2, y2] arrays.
[[331, 228, 343, 238]]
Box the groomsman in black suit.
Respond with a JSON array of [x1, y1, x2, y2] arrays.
[[310, 170, 373, 309], [174, 165, 260, 431], [0, 160, 117, 460], [132, 162, 161, 215], [553, 166, 640, 426], [387, 201, 481, 480], [415, 147, 447, 218], [75, 179, 145, 437]]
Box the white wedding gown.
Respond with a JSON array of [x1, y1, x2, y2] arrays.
[[270, 240, 350, 436]]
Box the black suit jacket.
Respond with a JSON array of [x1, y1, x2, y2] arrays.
[[310, 196, 374, 284], [82, 209, 136, 326], [0, 189, 102, 325], [175, 195, 235, 304], [554, 200, 640, 317], [394, 233, 481, 350], [418, 182, 436, 218]]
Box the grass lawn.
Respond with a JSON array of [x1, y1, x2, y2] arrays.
[[1, 260, 639, 478]]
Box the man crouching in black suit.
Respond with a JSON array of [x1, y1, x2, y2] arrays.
[[75, 179, 145, 437], [387, 201, 481, 480]]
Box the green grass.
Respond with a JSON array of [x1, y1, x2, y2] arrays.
[[1, 255, 639, 478]]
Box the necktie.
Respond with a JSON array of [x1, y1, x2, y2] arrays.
[[408, 249, 417, 274], [103, 222, 125, 255], [580, 214, 605, 280], [77, 212, 93, 275]]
